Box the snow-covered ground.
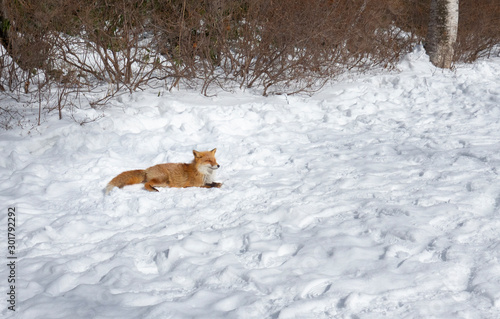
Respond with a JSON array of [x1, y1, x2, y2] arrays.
[[2, 47, 500, 318]]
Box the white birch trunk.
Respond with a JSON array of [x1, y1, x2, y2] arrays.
[[426, 0, 459, 69]]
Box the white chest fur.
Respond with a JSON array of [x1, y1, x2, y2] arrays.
[[198, 165, 216, 184]]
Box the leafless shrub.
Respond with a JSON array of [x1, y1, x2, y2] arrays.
[[0, 0, 54, 93], [50, 0, 167, 94], [151, 0, 417, 95], [0, 105, 20, 130], [454, 0, 500, 62], [0, 0, 499, 126]]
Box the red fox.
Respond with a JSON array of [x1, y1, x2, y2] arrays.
[[105, 149, 222, 194]]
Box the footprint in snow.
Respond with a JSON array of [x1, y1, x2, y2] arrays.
[[299, 279, 332, 299]]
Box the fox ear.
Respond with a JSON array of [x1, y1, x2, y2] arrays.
[[210, 148, 217, 154], [193, 150, 201, 158]]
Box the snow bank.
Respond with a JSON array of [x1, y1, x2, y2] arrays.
[[2, 48, 500, 318]]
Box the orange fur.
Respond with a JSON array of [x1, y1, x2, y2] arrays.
[[105, 149, 222, 194]]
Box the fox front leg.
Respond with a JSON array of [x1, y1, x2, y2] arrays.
[[203, 182, 223, 188]]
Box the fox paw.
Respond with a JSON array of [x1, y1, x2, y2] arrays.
[[144, 184, 159, 192], [205, 182, 222, 188]]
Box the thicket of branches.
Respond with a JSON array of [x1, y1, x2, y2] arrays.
[[0, 0, 499, 125]]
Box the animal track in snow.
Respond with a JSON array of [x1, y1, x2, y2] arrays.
[[299, 279, 332, 299]]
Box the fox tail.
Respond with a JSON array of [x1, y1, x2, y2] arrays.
[[105, 169, 147, 195]]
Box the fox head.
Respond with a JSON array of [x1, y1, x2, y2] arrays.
[[193, 148, 220, 172]]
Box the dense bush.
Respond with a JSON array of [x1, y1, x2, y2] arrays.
[[0, 0, 498, 123]]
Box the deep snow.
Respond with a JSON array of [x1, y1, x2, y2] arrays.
[[1, 47, 500, 318]]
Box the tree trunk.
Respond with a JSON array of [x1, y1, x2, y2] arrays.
[[426, 0, 459, 69]]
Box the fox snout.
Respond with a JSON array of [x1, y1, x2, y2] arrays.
[[211, 164, 220, 170]]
